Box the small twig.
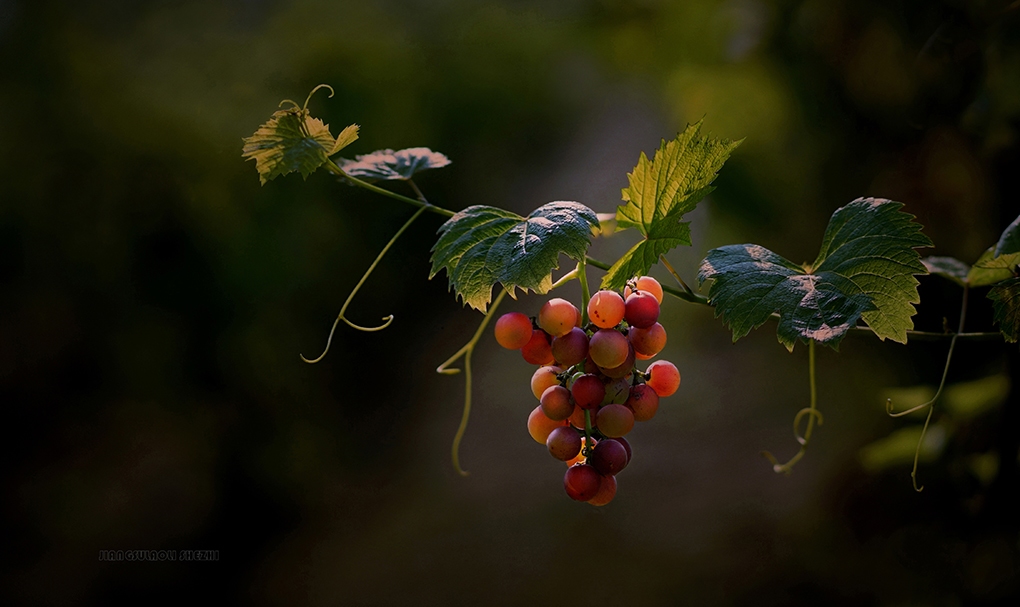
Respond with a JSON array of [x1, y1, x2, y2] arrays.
[[762, 339, 821, 474]]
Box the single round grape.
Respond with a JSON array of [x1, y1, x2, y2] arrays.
[[587, 474, 617, 506], [538, 298, 577, 338], [547, 426, 582, 461], [521, 330, 555, 365], [493, 312, 533, 350], [625, 276, 664, 304], [615, 436, 632, 465], [599, 343, 635, 379], [646, 360, 680, 397], [589, 329, 629, 369], [540, 385, 574, 421], [629, 322, 666, 358], [587, 290, 626, 329], [602, 376, 631, 405], [590, 438, 628, 476], [571, 374, 605, 409], [625, 383, 660, 422], [596, 404, 635, 437], [551, 327, 589, 367], [624, 291, 660, 328], [564, 464, 601, 501], [530, 365, 563, 400], [528, 406, 567, 444], [565, 436, 595, 466]]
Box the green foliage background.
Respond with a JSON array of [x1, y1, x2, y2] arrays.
[[1, 0, 1019, 604]]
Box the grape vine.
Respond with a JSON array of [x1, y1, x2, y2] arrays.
[[243, 85, 1016, 502]]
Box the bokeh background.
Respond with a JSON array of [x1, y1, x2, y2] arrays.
[[2, 0, 1019, 604]]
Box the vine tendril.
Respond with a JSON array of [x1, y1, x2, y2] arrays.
[[300, 205, 427, 363], [302, 84, 334, 110], [437, 289, 508, 476], [762, 338, 820, 474], [886, 283, 969, 491]]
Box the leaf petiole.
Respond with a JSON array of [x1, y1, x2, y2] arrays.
[[324, 159, 455, 218]]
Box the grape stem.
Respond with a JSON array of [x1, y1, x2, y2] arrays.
[[301, 205, 427, 363], [762, 338, 821, 474], [577, 258, 591, 326], [885, 283, 969, 491], [658, 254, 697, 299], [584, 256, 710, 305], [436, 289, 508, 476]]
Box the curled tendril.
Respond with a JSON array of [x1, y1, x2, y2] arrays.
[[762, 339, 821, 475], [302, 84, 334, 110], [437, 290, 508, 476], [793, 407, 825, 445], [884, 284, 969, 492], [301, 205, 426, 364]]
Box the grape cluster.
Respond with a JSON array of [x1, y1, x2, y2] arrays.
[[494, 276, 681, 505]]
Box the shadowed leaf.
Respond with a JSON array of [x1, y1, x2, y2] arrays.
[[430, 201, 599, 312], [341, 147, 451, 180], [989, 277, 1020, 343], [699, 198, 932, 350]]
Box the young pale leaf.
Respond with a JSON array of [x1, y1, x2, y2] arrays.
[[242, 107, 353, 185], [331, 124, 360, 156], [602, 122, 740, 290], [968, 247, 1020, 287], [341, 147, 451, 180], [922, 256, 970, 287], [994, 214, 1020, 257], [699, 198, 932, 350], [430, 201, 599, 312], [988, 277, 1020, 343]]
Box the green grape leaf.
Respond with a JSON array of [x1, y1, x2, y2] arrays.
[[988, 277, 1020, 343], [922, 256, 970, 287], [242, 106, 356, 185], [969, 247, 1020, 287], [601, 220, 691, 290], [602, 122, 740, 290], [430, 201, 600, 312], [699, 198, 932, 350], [331, 124, 361, 156], [994, 214, 1020, 257], [341, 147, 451, 180]]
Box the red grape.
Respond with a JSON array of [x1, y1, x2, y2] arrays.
[[528, 406, 567, 444], [565, 436, 595, 466], [564, 464, 601, 501], [493, 312, 533, 350], [590, 439, 628, 476], [596, 404, 634, 437], [624, 291, 660, 328], [615, 436, 632, 465], [587, 474, 617, 506], [538, 298, 577, 338], [646, 360, 680, 397], [551, 327, 589, 367], [530, 365, 563, 400], [587, 290, 625, 329], [540, 385, 574, 421], [547, 426, 582, 461], [599, 343, 635, 379], [625, 276, 664, 304], [625, 383, 660, 422], [571, 374, 605, 409], [589, 329, 629, 369], [521, 330, 555, 365], [629, 322, 666, 358]]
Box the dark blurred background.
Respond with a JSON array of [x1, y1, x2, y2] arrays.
[[2, 0, 1019, 604]]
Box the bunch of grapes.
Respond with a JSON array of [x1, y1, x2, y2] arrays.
[[493, 276, 681, 506]]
